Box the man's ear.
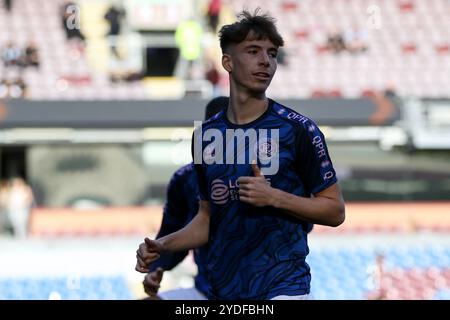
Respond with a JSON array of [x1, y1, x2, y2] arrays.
[[222, 54, 232, 73]]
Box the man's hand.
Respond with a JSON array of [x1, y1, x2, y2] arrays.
[[238, 161, 279, 207], [135, 237, 164, 273], [143, 267, 164, 298]]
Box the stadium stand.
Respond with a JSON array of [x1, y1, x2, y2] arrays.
[[1, 239, 449, 300], [0, 0, 148, 100], [0, 276, 133, 300], [260, 0, 450, 99], [1, 0, 449, 100], [308, 244, 450, 300]]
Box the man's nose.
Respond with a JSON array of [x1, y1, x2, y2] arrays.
[[259, 52, 270, 66]]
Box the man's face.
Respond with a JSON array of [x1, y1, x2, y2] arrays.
[[224, 35, 278, 94]]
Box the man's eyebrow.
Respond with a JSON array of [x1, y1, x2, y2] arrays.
[[244, 44, 262, 50], [244, 44, 278, 52]]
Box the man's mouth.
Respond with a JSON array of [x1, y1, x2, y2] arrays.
[[253, 72, 271, 79]]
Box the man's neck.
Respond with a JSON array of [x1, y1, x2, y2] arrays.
[[227, 92, 269, 125]]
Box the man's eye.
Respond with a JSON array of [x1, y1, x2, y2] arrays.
[[248, 50, 257, 54]]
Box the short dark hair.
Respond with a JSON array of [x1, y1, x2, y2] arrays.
[[218, 9, 284, 53], [204, 96, 229, 120]]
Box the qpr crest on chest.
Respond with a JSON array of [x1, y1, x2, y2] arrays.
[[255, 137, 279, 161], [194, 127, 281, 175]]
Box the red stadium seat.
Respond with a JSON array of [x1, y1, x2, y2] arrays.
[[436, 44, 450, 55], [311, 89, 326, 98], [281, 1, 298, 12], [328, 89, 342, 98], [316, 45, 330, 55], [402, 43, 417, 54], [294, 29, 310, 40], [399, 1, 415, 12], [361, 89, 377, 98]]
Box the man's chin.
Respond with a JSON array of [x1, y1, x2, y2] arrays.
[[249, 84, 270, 94]]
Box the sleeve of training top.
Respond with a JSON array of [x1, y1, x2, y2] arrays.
[[191, 129, 209, 201], [294, 120, 337, 195]]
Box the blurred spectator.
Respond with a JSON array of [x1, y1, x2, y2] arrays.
[[326, 26, 368, 55], [205, 59, 220, 96], [5, 177, 34, 238], [2, 0, 12, 12], [367, 253, 387, 300], [110, 70, 144, 83], [23, 40, 40, 68], [383, 81, 398, 99], [344, 26, 369, 54], [0, 77, 27, 99], [1, 41, 22, 67], [10, 77, 27, 98], [0, 180, 9, 233], [104, 5, 125, 37], [61, 1, 85, 42], [104, 5, 126, 58], [326, 30, 346, 54], [142, 97, 229, 301], [206, 0, 222, 33], [175, 19, 203, 80], [0, 78, 8, 98]]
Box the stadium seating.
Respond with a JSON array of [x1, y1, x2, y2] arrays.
[[1, 244, 448, 300], [2, 0, 449, 100], [259, 0, 450, 98], [308, 244, 450, 300], [0, 276, 133, 300], [0, 0, 148, 100]]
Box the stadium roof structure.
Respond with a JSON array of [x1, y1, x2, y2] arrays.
[[0, 97, 399, 129]]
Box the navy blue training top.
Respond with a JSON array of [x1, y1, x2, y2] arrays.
[[192, 99, 336, 299]]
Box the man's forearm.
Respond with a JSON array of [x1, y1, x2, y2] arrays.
[[270, 184, 345, 227], [158, 202, 210, 253], [149, 250, 188, 272]]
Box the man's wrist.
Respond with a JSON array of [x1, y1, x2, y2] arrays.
[[270, 188, 283, 208], [157, 238, 168, 254]]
